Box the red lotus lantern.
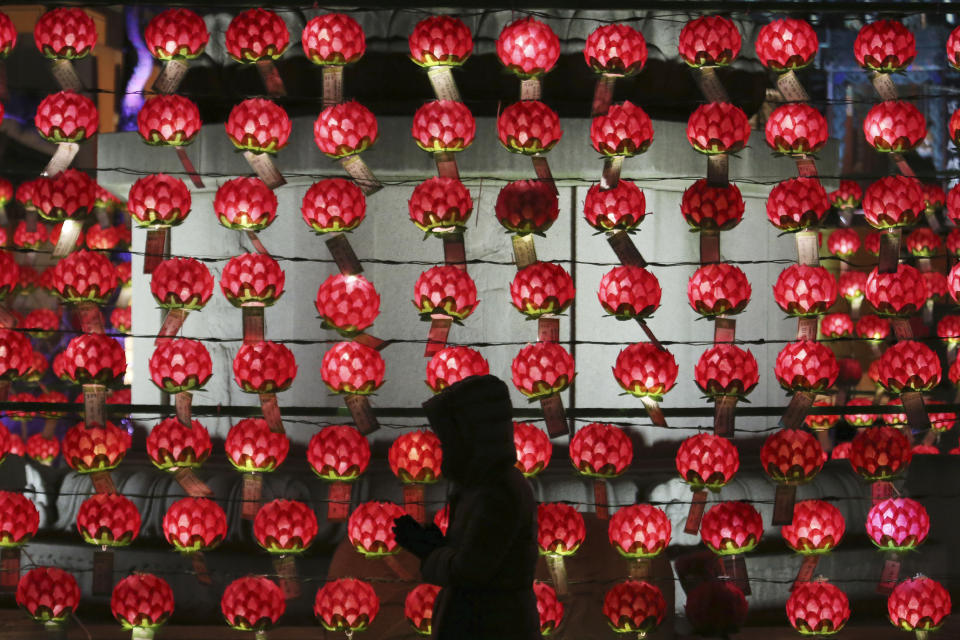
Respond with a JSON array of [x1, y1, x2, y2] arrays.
[[8, 433, 23, 457], [76, 493, 140, 547], [302, 178, 366, 234], [61, 334, 125, 386], [0, 251, 16, 300], [887, 576, 951, 635], [511, 262, 574, 318], [35, 91, 98, 144], [315, 578, 379, 635], [584, 23, 646, 115], [63, 421, 129, 474], [303, 13, 365, 66], [583, 181, 646, 232], [254, 499, 318, 554], [0, 328, 31, 383], [613, 342, 677, 399], [755, 18, 818, 71], [85, 223, 124, 251], [786, 581, 850, 636], [497, 101, 562, 154], [225, 417, 288, 474], [863, 102, 926, 153], [938, 315, 960, 344], [676, 432, 740, 503], [145, 8, 208, 63], [854, 20, 916, 72], [839, 271, 868, 304], [222, 576, 285, 634], [775, 340, 839, 392], [766, 104, 828, 156], [0, 491, 39, 547], [26, 434, 59, 466], [598, 265, 660, 320], [773, 264, 838, 317], [316, 273, 380, 336], [603, 580, 666, 637], [220, 253, 285, 307], [348, 500, 406, 557], [16, 567, 80, 627], [538, 502, 585, 596], [827, 228, 860, 257], [162, 497, 226, 556], [48, 249, 118, 306], [533, 581, 564, 635], [701, 501, 762, 555], [863, 175, 925, 228], [921, 183, 946, 212], [680, 179, 744, 232], [226, 8, 288, 62], [514, 422, 551, 477], [408, 177, 473, 234], [781, 498, 845, 562], [314, 101, 378, 159], [685, 580, 748, 636], [694, 344, 759, 398], [590, 101, 654, 157], [607, 504, 671, 578], [149, 338, 212, 393], [308, 425, 370, 521], [830, 180, 863, 209], [876, 340, 941, 393], [127, 173, 191, 228], [425, 346, 489, 394], [867, 497, 929, 552], [412, 100, 475, 153], [866, 232, 883, 255], [821, 313, 854, 338], [214, 177, 278, 231], [111, 573, 174, 638], [405, 583, 440, 635], [389, 429, 442, 522], [686, 103, 750, 154], [923, 271, 948, 303], [232, 339, 297, 418], [761, 429, 827, 523], [688, 263, 752, 316], [409, 16, 471, 67], [413, 265, 478, 320], [849, 425, 911, 482], [679, 15, 741, 67], [495, 180, 559, 235], [857, 314, 891, 341], [111, 306, 130, 334], [146, 416, 212, 473], [34, 8, 96, 59], [151, 257, 213, 340], [570, 422, 632, 518], [0, 12, 14, 59], [137, 95, 201, 146], [12, 221, 47, 251], [766, 177, 830, 231], [34, 169, 96, 223], [512, 342, 574, 398], [496, 16, 559, 83], [225, 97, 290, 153], [321, 341, 385, 396], [866, 264, 926, 316]]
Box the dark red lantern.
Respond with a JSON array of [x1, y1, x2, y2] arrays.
[[303, 14, 365, 65], [866, 264, 926, 316], [680, 179, 744, 231], [830, 180, 863, 209], [512, 342, 574, 399], [225, 9, 288, 62], [590, 101, 654, 156], [694, 344, 758, 398], [63, 421, 129, 473], [755, 18, 818, 71], [254, 499, 318, 553], [412, 100, 475, 153], [425, 346, 489, 394], [679, 16, 741, 67], [0, 492, 39, 548], [854, 20, 916, 72], [321, 341, 385, 395], [302, 178, 366, 233], [602, 580, 666, 636], [496, 17, 559, 78], [497, 101, 562, 154], [887, 576, 951, 633], [413, 265, 478, 320], [225, 418, 288, 472], [33, 8, 96, 59], [781, 499, 845, 554], [146, 417, 212, 471], [511, 262, 574, 318], [16, 567, 80, 625], [876, 340, 941, 393], [313, 101, 378, 159], [495, 180, 559, 235], [676, 433, 739, 491], [35, 91, 98, 143], [786, 581, 850, 636], [766, 177, 830, 231], [686, 103, 750, 154], [111, 573, 174, 635], [137, 95, 201, 146], [597, 265, 660, 320], [850, 425, 911, 481], [151, 257, 213, 309], [583, 180, 646, 232], [514, 422, 551, 477], [613, 343, 677, 399], [862, 175, 925, 228], [348, 501, 406, 557], [220, 253, 285, 307], [162, 497, 225, 552], [765, 103, 828, 156], [315, 578, 379, 634], [687, 263, 751, 316], [760, 429, 826, 484], [408, 177, 472, 234], [76, 493, 140, 547], [863, 102, 926, 153], [149, 339, 212, 393], [221, 576, 285, 632], [866, 497, 929, 552], [773, 264, 838, 316], [534, 581, 563, 635], [774, 340, 839, 392]]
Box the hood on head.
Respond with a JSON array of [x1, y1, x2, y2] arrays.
[[422, 374, 516, 485]]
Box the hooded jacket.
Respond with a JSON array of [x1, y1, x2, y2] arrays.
[[421, 374, 540, 640]]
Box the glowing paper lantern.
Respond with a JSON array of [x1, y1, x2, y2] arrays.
[[137, 95, 201, 147], [110, 573, 174, 638], [830, 180, 863, 209], [537, 502, 585, 596], [497, 101, 563, 154], [389, 429, 442, 521], [774, 340, 839, 392], [850, 425, 911, 482], [62, 421, 130, 474], [686, 103, 750, 154], [496, 17, 560, 79], [495, 180, 559, 235], [162, 497, 226, 554], [854, 20, 916, 72], [680, 179, 744, 231], [254, 499, 318, 554], [16, 567, 80, 627], [766, 177, 830, 231], [314, 101, 378, 159], [765, 103, 828, 156], [755, 18, 818, 71], [786, 581, 850, 636], [0, 492, 39, 547], [602, 580, 666, 637], [875, 340, 941, 393], [35, 91, 98, 143], [315, 578, 379, 635], [303, 13, 365, 65], [612, 342, 678, 399], [514, 422, 551, 477], [688, 264, 751, 316], [678, 16, 741, 66], [321, 341, 385, 396], [408, 177, 473, 234], [302, 178, 366, 234], [700, 501, 762, 555], [597, 265, 661, 320], [511, 262, 574, 318], [866, 497, 929, 552], [425, 346, 489, 394], [887, 576, 951, 634], [511, 342, 574, 400], [866, 264, 926, 316], [404, 583, 440, 635], [149, 339, 212, 393], [76, 493, 140, 547], [862, 175, 925, 229], [221, 576, 285, 634], [347, 501, 406, 557], [773, 264, 838, 316], [583, 180, 647, 232], [607, 503, 671, 570], [570, 422, 632, 518], [308, 425, 370, 521], [146, 417, 212, 472], [863, 102, 926, 153]]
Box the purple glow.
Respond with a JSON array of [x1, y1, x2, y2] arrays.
[[120, 6, 151, 131]]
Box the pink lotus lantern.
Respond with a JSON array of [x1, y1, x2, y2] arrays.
[[514, 422, 551, 478], [537, 502, 585, 596], [607, 503, 670, 579], [766, 177, 830, 231], [496, 17, 559, 99], [314, 101, 381, 194], [408, 177, 473, 235], [137, 95, 203, 187], [347, 501, 406, 558], [408, 15, 472, 102], [786, 581, 850, 636], [226, 8, 288, 96], [828, 228, 860, 257], [761, 429, 827, 524], [512, 342, 574, 437], [145, 8, 209, 93], [679, 15, 741, 67], [765, 103, 828, 156], [700, 501, 762, 591], [584, 23, 646, 116], [602, 580, 667, 637], [756, 18, 818, 72], [680, 179, 744, 232], [389, 429, 442, 523], [686, 103, 750, 155], [34, 7, 96, 91], [863, 102, 926, 153], [584, 180, 647, 232], [304, 13, 366, 105], [497, 101, 562, 186], [221, 576, 285, 635], [315, 578, 379, 636], [316, 273, 380, 337], [570, 422, 632, 519], [773, 264, 838, 317], [675, 433, 739, 533], [110, 573, 174, 639], [226, 417, 289, 519], [887, 576, 951, 636], [694, 344, 758, 436], [687, 264, 751, 316], [855, 20, 916, 72], [425, 346, 489, 394], [782, 499, 846, 586], [308, 425, 370, 521], [830, 180, 863, 210], [411, 100, 475, 178], [321, 341, 385, 434], [590, 101, 653, 187], [404, 583, 440, 635], [214, 177, 278, 232]]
